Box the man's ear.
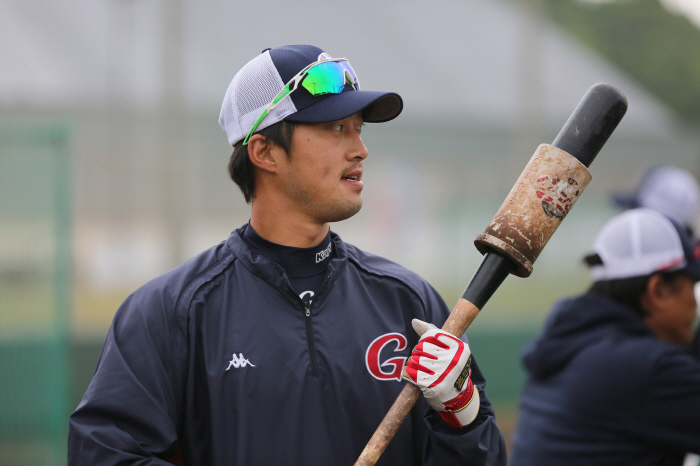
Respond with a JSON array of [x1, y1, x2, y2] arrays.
[[247, 134, 281, 174], [641, 274, 670, 315]]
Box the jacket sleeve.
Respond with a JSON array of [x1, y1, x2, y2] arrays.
[[418, 285, 508, 466], [637, 348, 700, 454], [692, 327, 700, 359], [421, 358, 508, 466], [68, 288, 182, 465]]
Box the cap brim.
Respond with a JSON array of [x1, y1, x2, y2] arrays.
[[285, 90, 403, 124], [611, 192, 639, 210]]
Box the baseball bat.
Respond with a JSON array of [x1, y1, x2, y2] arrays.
[[354, 83, 628, 466]]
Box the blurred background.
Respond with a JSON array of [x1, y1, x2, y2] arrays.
[[2, 0, 700, 463]]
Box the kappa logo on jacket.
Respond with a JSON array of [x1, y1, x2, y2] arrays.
[[365, 333, 408, 382], [226, 353, 255, 370], [315, 243, 332, 263]]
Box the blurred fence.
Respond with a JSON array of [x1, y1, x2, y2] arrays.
[[0, 124, 71, 466]]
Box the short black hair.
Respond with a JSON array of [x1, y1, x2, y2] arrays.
[[588, 271, 687, 316], [228, 120, 297, 203]]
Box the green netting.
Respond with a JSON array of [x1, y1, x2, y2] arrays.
[[0, 124, 71, 465]]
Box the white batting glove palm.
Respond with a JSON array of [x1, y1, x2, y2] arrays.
[[402, 319, 480, 428]]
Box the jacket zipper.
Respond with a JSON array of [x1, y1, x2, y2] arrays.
[[303, 300, 319, 376], [295, 271, 333, 377]]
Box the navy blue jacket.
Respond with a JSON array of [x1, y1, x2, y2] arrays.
[[511, 292, 700, 466], [69, 225, 506, 465]]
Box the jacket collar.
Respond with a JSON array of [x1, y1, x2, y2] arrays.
[[224, 223, 348, 293]]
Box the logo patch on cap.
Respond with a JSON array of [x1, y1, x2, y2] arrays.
[[318, 52, 332, 61]]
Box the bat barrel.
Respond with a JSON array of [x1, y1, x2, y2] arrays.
[[473, 83, 628, 278], [552, 83, 628, 167], [466, 85, 628, 305]]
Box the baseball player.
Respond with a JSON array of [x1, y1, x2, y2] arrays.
[[613, 165, 700, 466], [510, 208, 700, 465], [67, 45, 506, 465]]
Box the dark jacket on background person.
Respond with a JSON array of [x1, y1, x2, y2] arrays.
[[510, 292, 700, 466], [68, 224, 506, 466]]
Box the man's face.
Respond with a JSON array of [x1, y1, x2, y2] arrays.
[[278, 112, 368, 224], [646, 273, 697, 346]]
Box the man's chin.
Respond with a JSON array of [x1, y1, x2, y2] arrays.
[[325, 199, 363, 223]]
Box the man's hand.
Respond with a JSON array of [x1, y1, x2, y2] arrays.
[[402, 319, 480, 429]]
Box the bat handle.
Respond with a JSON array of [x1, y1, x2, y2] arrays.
[[354, 253, 513, 466], [354, 382, 423, 466], [460, 252, 513, 311]]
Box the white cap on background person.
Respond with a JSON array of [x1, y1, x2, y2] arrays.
[[586, 208, 700, 282], [612, 165, 700, 231]]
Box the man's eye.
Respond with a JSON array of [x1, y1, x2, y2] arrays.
[[356, 124, 364, 135], [332, 124, 343, 131]]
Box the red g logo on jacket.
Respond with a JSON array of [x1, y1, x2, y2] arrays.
[[365, 333, 408, 382]]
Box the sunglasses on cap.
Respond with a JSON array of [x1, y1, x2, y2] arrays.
[[242, 58, 360, 145]]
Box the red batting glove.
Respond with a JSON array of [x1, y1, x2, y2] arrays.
[[402, 319, 480, 428]]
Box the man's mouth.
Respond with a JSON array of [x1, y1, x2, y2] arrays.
[[342, 167, 363, 182]]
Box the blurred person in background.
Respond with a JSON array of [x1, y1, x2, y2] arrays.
[[510, 208, 700, 466], [613, 166, 700, 462], [612, 164, 700, 345], [67, 45, 506, 465]]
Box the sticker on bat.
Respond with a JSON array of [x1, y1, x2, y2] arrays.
[[534, 175, 581, 220]]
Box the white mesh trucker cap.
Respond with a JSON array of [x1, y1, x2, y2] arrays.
[[219, 45, 403, 146], [612, 165, 700, 228], [588, 208, 700, 281]]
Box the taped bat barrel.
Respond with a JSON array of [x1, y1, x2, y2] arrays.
[[473, 144, 593, 277], [474, 83, 628, 277], [463, 84, 627, 306], [552, 83, 628, 168]]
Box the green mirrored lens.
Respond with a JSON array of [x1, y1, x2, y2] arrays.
[[338, 61, 360, 89], [302, 62, 347, 95]]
